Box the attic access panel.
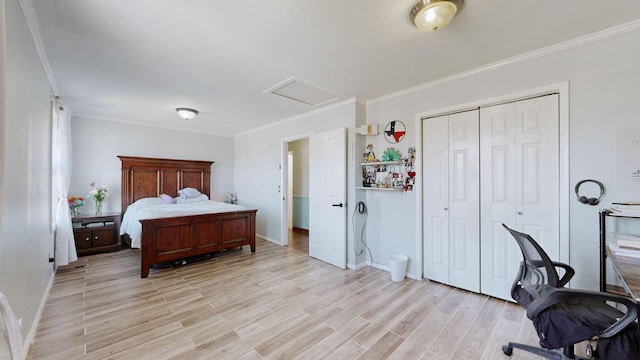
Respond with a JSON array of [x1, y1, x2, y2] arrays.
[[264, 77, 341, 106]]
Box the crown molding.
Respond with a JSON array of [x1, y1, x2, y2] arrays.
[[369, 19, 640, 105], [19, 0, 59, 95], [71, 113, 234, 138], [234, 97, 358, 138]]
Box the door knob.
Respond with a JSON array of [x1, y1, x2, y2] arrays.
[[517, 211, 523, 215], [332, 203, 344, 207]]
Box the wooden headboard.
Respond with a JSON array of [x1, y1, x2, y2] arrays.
[[118, 156, 214, 214]]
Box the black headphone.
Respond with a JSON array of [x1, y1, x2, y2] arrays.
[[575, 179, 605, 206]]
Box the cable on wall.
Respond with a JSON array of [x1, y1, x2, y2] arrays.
[[352, 201, 373, 268]]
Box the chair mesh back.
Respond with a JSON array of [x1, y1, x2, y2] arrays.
[[503, 225, 560, 290]]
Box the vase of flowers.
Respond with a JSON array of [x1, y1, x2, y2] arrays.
[[68, 196, 84, 217], [88, 182, 108, 216]]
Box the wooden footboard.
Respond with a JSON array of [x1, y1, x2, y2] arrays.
[[139, 209, 257, 277]]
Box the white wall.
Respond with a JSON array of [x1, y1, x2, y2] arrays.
[[290, 138, 309, 198], [289, 138, 309, 229], [234, 99, 361, 265], [366, 25, 640, 289], [356, 132, 418, 275], [0, 0, 55, 353], [70, 116, 235, 214]]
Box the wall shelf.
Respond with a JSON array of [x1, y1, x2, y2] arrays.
[[356, 186, 404, 191], [359, 161, 401, 166], [360, 161, 405, 190]]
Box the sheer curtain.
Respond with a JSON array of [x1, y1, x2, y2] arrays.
[[52, 104, 77, 266], [0, 292, 24, 360]]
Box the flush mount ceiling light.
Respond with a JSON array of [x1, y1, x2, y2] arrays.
[[176, 107, 199, 120], [410, 0, 462, 31]]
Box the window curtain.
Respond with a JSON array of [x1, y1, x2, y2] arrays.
[[52, 104, 77, 266], [0, 292, 24, 360]]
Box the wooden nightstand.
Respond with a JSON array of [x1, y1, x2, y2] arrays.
[[71, 213, 121, 256]]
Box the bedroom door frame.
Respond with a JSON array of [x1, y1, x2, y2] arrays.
[[280, 132, 313, 247]]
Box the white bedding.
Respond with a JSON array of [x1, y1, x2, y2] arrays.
[[120, 197, 250, 249]]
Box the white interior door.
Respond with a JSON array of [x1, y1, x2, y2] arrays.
[[480, 94, 559, 300], [309, 128, 347, 268], [423, 115, 450, 284], [448, 110, 480, 292], [479, 102, 518, 300], [423, 110, 479, 292], [515, 95, 560, 256]]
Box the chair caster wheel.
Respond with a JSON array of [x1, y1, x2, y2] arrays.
[[502, 345, 513, 356]]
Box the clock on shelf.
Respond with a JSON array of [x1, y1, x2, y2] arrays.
[[384, 120, 406, 143]]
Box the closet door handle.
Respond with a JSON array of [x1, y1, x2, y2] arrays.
[[444, 207, 448, 211], [332, 203, 344, 208], [517, 211, 523, 215]]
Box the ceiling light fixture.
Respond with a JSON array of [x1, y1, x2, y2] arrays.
[[410, 0, 462, 31], [176, 107, 199, 120]]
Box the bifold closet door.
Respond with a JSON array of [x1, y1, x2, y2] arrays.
[[423, 110, 479, 292], [423, 115, 450, 284], [479, 94, 560, 301]]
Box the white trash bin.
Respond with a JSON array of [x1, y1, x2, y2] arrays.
[[388, 255, 408, 282]]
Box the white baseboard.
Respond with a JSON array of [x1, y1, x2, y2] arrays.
[[256, 233, 281, 245], [349, 260, 418, 280], [22, 271, 54, 358]]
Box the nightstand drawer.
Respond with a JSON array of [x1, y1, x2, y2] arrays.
[[91, 226, 116, 247], [73, 228, 93, 250]]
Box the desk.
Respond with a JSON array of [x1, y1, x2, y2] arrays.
[[605, 246, 640, 301], [599, 209, 640, 301]]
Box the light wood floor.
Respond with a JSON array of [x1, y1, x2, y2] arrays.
[[288, 227, 309, 254], [28, 237, 546, 360]]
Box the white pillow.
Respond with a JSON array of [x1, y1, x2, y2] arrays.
[[132, 197, 163, 206], [176, 194, 209, 204], [178, 187, 202, 199]]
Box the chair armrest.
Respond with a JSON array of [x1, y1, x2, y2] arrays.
[[527, 288, 638, 339], [525, 259, 574, 287], [551, 261, 575, 287]]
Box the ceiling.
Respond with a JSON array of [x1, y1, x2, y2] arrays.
[[29, 1, 640, 137]]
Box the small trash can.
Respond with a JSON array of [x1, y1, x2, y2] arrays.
[[388, 254, 408, 282]]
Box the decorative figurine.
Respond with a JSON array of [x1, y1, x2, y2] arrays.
[[366, 144, 376, 163], [382, 147, 400, 162]]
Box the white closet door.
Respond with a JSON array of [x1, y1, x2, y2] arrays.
[[423, 110, 479, 292], [423, 115, 450, 284], [448, 111, 480, 292], [480, 94, 559, 300], [516, 96, 560, 258]]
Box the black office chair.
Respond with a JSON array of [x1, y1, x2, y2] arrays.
[[501, 224, 639, 359]]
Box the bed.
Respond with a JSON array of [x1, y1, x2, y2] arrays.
[[118, 156, 257, 278]]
